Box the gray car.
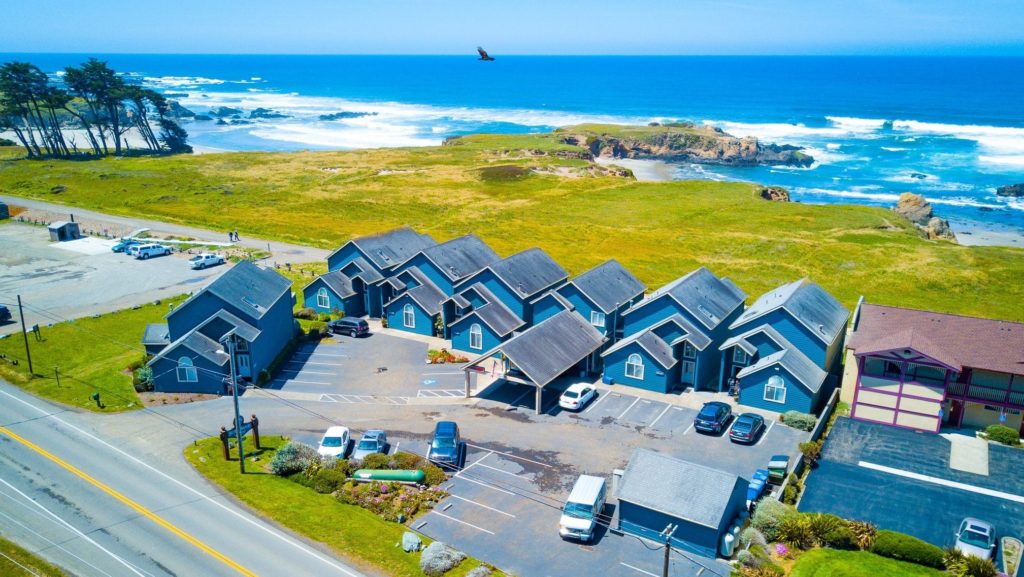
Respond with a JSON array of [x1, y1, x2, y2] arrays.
[[351, 430, 388, 461]]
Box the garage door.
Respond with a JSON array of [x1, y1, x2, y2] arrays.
[[852, 378, 943, 432]]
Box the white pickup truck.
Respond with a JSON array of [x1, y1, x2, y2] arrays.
[[189, 253, 225, 269]]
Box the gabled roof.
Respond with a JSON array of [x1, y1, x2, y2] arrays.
[[652, 313, 713, 351], [340, 256, 385, 284], [847, 303, 1024, 376], [387, 267, 447, 316], [414, 234, 500, 282], [601, 329, 677, 370], [617, 449, 744, 529], [328, 227, 436, 271], [304, 270, 356, 300], [169, 261, 291, 322], [142, 323, 170, 346], [472, 310, 604, 387], [567, 260, 646, 314], [148, 329, 230, 368], [730, 279, 849, 345], [449, 283, 525, 337], [465, 248, 567, 299], [196, 309, 262, 343], [719, 323, 794, 357], [623, 267, 746, 331], [529, 289, 576, 313], [48, 220, 74, 229], [737, 347, 828, 393]]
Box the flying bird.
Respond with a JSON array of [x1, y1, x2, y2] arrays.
[[477, 47, 495, 61]]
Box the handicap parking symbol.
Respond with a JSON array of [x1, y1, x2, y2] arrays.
[[422, 379, 437, 385]]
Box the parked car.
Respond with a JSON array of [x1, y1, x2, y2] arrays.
[[694, 401, 732, 434], [125, 243, 144, 257], [351, 430, 388, 461], [317, 425, 351, 458], [955, 518, 996, 560], [559, 383, 597, 411], [189, 253, 225, 270], [0, 305, 10, 323], [111, 238, 140, 253], [730, 413, 766, 444], [427, 421, 462, 468], [135, 244, 171, 260], [559, 475, 607, 542], [328, 317, 370, 337]]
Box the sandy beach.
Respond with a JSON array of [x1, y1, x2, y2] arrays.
[[594, 156, 676, 181]]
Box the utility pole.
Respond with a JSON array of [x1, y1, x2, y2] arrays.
[[17, 295, 33, 375], [222, 330, 245, 474], [660, 524, 677, 577]]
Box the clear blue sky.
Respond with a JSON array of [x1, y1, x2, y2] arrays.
[[5, 0, 1023, 55]]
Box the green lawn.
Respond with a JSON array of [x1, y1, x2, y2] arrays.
[[789, 548, 945, 577], [0, 535, 68, 577], [2, 131, 1022, 322], [0, 295, 187, 411], [184, 436, 501, 577]]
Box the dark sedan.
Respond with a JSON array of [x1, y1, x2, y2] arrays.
[[729, 413, 766, 444], [694, 401, 733, 434]]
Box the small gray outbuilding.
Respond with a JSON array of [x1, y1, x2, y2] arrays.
[[0, 202, 9, 220], [48, 220, 81, 242]]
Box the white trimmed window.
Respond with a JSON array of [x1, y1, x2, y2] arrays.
[[682, 342, 696, 360], [590, 311, 606, 328], [403, 304, 415, 328], [177, 357, 197, 383], [469, 323, 483, 350], [764, 375, 786, 404], [625, 353, 645, 380], [235, 339, 249, 352], [733, 348, 749, 365], [316, 287, 329, 309]]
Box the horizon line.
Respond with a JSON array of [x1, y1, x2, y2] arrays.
[[2, 51, 1023, 58]]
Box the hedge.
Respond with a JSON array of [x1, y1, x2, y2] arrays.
[[870, 529, 945, 568]]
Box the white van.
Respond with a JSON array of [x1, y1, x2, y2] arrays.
[[558, 474, 606, 542]]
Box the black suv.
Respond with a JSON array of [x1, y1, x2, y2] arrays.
[[0, 305, 11, 324], [427, 421, 463, 468], [694, 401, 733, 435], [328, 318, 369, 337]]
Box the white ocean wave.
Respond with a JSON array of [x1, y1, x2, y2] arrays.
[[248, 122, 440, 149], [792, 187, 1005, 210], [881, 147, 908, 152], [891, 119, 1024, 156], [884, 172, 939, 184], [144, 75, 267, 88], [826, 143, 841, 150], [825, 116, 889, 131], [978, 154, 1024, 168]]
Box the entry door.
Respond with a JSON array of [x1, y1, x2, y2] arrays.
[[236, 354, 252, 378], [681, 361, 696, 386]]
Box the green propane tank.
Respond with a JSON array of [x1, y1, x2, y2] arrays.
[[351, 469, 426, 483]]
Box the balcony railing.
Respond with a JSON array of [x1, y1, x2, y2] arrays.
[[947, 381, 1024, 409]]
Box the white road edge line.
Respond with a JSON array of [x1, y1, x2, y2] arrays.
[[465, 444, 552, 469], [620, 562, 659, 577], [617, 397, 642, 420], [429, 511, 495, 535], [858, 461, 1024, 503], [648, 404, 674, 429], [0, 388, 364, 577], [446, 494, 515, 517]]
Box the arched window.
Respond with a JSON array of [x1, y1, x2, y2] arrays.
[[469, 323, 483, 350], [316, 287, 329, 309], [624, 353, 644, 380], [764, 375, 786, 403], [403, 304, 415, 328], [177, 357, 198, 383]]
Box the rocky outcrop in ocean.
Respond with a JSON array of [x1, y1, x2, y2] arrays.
[[997, 183, 1024, 197], [319, 111, 378, 121], [249, 108, 289, 119], [893, 192, 956, 242]]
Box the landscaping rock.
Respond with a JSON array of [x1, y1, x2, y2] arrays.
[[467, 566, 493, 577], [419, 541, 466, 576], [759, 186, 790, 202], [401, 532, 422, 553]]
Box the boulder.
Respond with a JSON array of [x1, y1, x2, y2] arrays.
[[759, 186, 790, 202], [997, 183, 1024, 197], [249, 107, 289, 119], [923, 216, 956, 241], [318, 111, 378, 121], [420, 542, 466, 576], [467, 567, 493, 577], [167, 101, 195, 118], [194, 114, 213, 121], [212, 106, 243, 118], [893, 192, 933, 226], [401, 532, 422, 553]]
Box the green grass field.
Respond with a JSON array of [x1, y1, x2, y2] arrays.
[[789, 548, 945, 577], [2, 132, 1023, 322], [0, 295, 186, 411], [0, 535, 68, 577], [185, 435, 501, 577]]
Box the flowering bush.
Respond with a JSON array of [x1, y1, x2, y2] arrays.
[[774, 543, 790, 558], [427, 349, 470, 364], [335, 481, 448, 522]]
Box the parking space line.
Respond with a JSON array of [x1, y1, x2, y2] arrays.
[[287, 360, 344, 367], [583, 392, 609, 414], [318, 394, 337, 403], [446, 494, 516, 517], [859, 461, 1024, 503], [509, 388, 533, 407], [450, 475, 515, 496], [356, 395, 375, 401], [465, 444, 552, 468], [617, 397, 641, 420], [620, 562, 658, 577], [648, 404, 674, 429], [279, 368, 336, 376], [476, 462, 524, 479], [276, 378, 332, 385], [429, 511, 495, 535], [681, 423, 694, 436], [295, 352, 347, 358], [422, 371, 463, 376], [757, 420, 776, 446]]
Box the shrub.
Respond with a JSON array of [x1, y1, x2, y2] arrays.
[[270, 441, 320, 476], [466, 566, 493, 577], [306, 321, 328, 338], [985, 424, 1020, 446], [776, 514, 816, 550], [739, 527, 767, 549], [331, 308, 345, 319], [848, 520, 877, 550], [419, 541, 466, 576], [132, 366, 154, 392], [736, 550, 756, 567], [310, 465, 350, 494], [782, 411, 817, 431], [798, 440, 823, 465], [317, 312, 332, 322], [391, 451, 425, 470], [870, 529, 945, 568], [750, 499, 796, 542], [423, 464, 448, 487], [336, 481, 448, 521], [294, 307, 318, 320], [361, 453, 390, 470], [736, 566, 784, 577], [945, 547, 999, 577]]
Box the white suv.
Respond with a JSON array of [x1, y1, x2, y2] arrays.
[[189, 253, 225, 270], [135, 244, 171, 259]]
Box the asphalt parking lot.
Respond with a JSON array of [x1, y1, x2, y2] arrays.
[[0, 222, 225, 334], [800, 417, 1024, 547]]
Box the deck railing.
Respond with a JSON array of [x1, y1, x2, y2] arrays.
[[946, 381, 1024, 409]]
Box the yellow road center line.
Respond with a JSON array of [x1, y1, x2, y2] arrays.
[[0, 426, 257, 577]]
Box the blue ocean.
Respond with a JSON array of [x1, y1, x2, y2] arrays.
[[6, 54, 1024, 237]]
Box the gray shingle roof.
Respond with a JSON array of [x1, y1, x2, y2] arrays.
[[601, 329, 677, 369], [736, 347, 828, 393], [142, 323, 170, 346], [388, 267, 447, 316], [450, 283, 525, 336], [305, 271, 356, 300], [417, 234, 500, 282], [344, 227, 436, 270], [718, 323, 792, 355], [478, 248, 567, 298], [730, 279, 849, 344], [475, 310, 604, 387], [568, 260, 646, 313], [171, 261, 291, 322], [624, 267, 747, 331], [655, 314, 713, 351], [148, 329, 230, 368], [617, 449, 744, 529], [341, 256, 385, 284], [530, 289, 575, 313], [196, 309, 262, 343]]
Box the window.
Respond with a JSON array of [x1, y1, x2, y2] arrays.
[[234, 339, 248, 352], [625, 353, 645, 380], [590, 311, 606, 328], [469, 323, 483, 350], [177, 357, 197, 383], [764, 375, 786, 404], [683, 342, 696, 360], [403, 304, 415, 328], [733, 348, 748, 365], [316, 287, 329, 309], [883, 361, 902, 379]]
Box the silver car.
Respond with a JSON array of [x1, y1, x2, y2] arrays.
[[351, 430, 388, 461], [955, 517, 996, 560]]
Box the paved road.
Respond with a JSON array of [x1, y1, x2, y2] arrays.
[[0, 195, 330, 264], [0, 382, 366, 577]]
